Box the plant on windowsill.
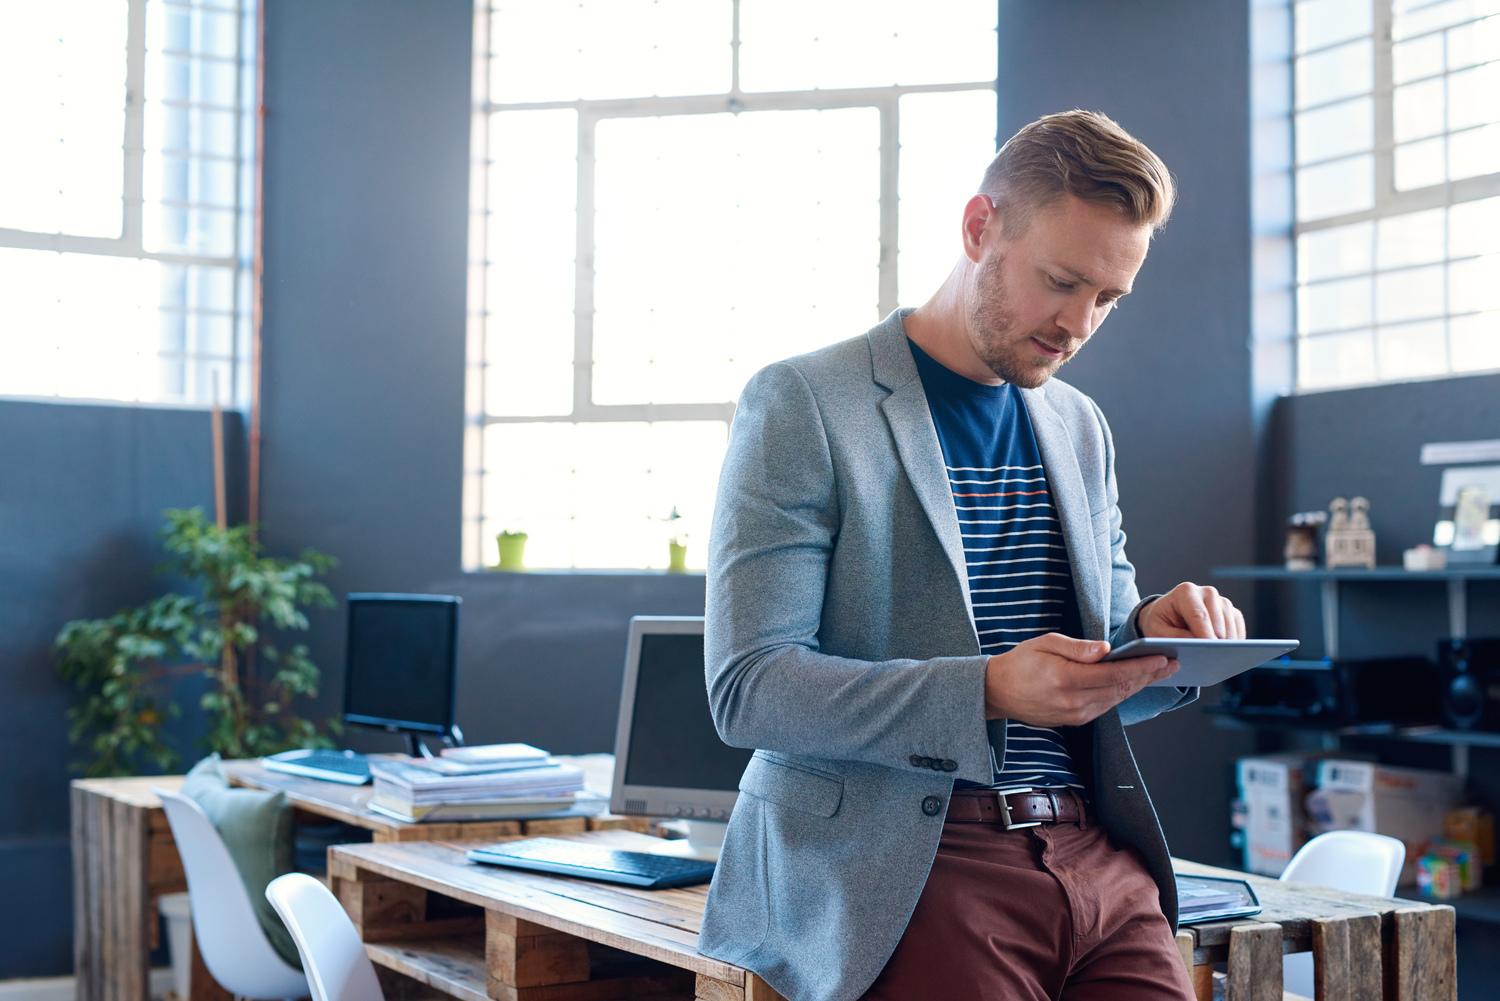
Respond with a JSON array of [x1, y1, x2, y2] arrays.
[[664, 506, 689, 573], [493, 530, 529, 571], [54, 507, 340, 777]]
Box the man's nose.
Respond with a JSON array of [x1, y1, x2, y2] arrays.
[[1055, 295, 1097, 341]]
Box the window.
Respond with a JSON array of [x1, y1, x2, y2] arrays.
[[1293, 0, 1500, 390], [466, 0, 998, 569], [0, 0, 256, 406]]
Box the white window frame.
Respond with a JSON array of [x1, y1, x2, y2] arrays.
[[463, 0, 997, 569], [0, 0, 254, 408], [1292, 0, 1500, 392]]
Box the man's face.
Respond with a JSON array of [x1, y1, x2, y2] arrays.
[[963, 194, 1152, 387]]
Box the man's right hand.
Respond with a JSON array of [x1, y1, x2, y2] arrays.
[[983, 633, 1179, 726]]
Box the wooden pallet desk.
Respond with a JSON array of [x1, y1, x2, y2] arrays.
[[1173, 859, 1456, 1001], [328, 833, 784, 1001], [326, 837, 1457, 1001], [71, 759, 647, 1001]]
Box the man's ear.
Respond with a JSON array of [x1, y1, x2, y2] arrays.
[[962, 194, 998, 263]]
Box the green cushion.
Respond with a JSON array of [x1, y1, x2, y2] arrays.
[[179, 755, 303, 970]]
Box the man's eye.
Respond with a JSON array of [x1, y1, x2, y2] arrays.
[[1049, 276, 1073, 290]]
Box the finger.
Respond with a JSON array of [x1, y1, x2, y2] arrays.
[[1231, 604, 1247, 640], [1073, 655, 1169, 690], [1201, 586, 1228, 638], [1177, 588, 1217, 639], [1042, 633, 1111, 662]]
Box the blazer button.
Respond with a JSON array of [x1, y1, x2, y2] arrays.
[[909, 755, 925, 768], [942, 759, 958, 772], [921, 795, 943, 817], [928, 759, 943, 771]]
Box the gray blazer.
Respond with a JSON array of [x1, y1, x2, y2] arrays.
[[698, 309, 1197, 1001]]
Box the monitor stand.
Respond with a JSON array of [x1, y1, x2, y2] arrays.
[[648, 820, 727, 862], [400, 724, 464, 759]]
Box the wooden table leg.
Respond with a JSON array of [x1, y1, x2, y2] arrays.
[[694, 973, 786, 1001], [72, 784, 153, 1001], [1310, 913, 1382, 1001], [1226, 922, 1282, 1001], [1175, 931, 1213, 1001], [1389, 906, 1456, 1001]]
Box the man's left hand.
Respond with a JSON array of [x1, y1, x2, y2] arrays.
[[1137, 582, 1246, 639]]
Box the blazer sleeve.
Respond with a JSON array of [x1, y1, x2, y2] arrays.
[[705, 362, 994, 785], [1095, 399, 1199, 726]]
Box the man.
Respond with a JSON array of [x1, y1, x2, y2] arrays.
[[698, 110, 1245, 1001]]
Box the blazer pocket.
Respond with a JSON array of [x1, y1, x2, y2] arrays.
[[738, 754, 844, 818]]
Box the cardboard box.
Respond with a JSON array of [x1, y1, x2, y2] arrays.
[[1306, 760, 1465, 886], [1236, 753, 1323, 877]]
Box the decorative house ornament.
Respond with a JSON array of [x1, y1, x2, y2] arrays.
[[1325, 496, 1376, 569]]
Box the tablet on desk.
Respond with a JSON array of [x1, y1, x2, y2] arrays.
[[1103, 638, 1299, 687]]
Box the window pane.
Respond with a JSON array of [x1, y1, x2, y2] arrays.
[[1296, 96, 1373, 163], [1377, 208, 1446, 269], [0, 0, 127, 237], [1448, 122, 1500, 179], [1447, 61, 1500, 131], [1296, 154, 1373, 221], [897, 89, 997, 306], [1296, 0, 1371, 54], [1394, 78, 1445, 142], [479, 420, 726, 568], [489, 0, 731, 103], [1299, 329, 1376, 388], [1299, 275, 1371, 334], [739, 0, 996, 92], [1377, 319, 1449, 380], [1376, 264, 1445, 323], [1445, 14, 1500, 70], [1395, 137, 1447, 189], [1296, 38, 1372, 107], [1298, 222, 1372, 282], [1450, 310, 1500, 371], [592, 108, 879, 407], [1394, 0, 1489, 40], [1450, 254, 1500, 313], [1450, 196, 1500, 258], [486, 109, 577, 417], [1393, 33, 1444, 83]]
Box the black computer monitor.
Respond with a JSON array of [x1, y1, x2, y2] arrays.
[[609, 616, 753, 824], [343, 593, 461, 751]]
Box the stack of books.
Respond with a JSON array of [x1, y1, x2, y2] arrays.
[[368, 743, 597, 823]]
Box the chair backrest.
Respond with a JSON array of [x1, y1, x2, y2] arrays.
[[1281, 830, 1406, 897], [266, 873, 385, 1001], [153, 788, 309, 1001]]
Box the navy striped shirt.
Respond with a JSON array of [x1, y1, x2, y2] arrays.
[[909, 339, 1086, 792]]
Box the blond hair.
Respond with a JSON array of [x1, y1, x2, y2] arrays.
[[980, 110, 1175, 234]]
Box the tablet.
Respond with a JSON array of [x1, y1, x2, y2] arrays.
[[1102, 637, 1300, 687]]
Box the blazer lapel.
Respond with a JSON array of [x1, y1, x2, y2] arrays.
[[868, 312, 977, 636], [1019, 385, 1107, 639]]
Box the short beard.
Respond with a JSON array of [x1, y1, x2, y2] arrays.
[[965, 253, 1082, 388]]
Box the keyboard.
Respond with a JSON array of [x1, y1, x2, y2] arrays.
[[262, 749, 372, 785], [466, 837, 716, 888]]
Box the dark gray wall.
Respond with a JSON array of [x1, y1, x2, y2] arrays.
[[0, 400, 230, 978], [997, 0, 1258, 867]]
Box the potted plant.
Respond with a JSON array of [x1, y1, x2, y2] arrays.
[[54, 507, 339, 776], [664, 507, 689, 572], [494, 530, 529, 571]]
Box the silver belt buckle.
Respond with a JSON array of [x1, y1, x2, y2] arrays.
[[994, 785, 1042, 830]]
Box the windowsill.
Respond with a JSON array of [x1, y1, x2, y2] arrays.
[[463, 568, 706, 577]]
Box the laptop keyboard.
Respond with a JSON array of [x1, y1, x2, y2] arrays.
[[467, 837, 716, 888]]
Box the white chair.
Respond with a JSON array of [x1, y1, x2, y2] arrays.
[[153, 788, 310, 1001], [266, 873, 385, 1001], [1280, 831, 1406, 998]]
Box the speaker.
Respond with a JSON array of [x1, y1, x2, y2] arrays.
[[1438, 638, 1500, 731], [1218, 656, 1442, 726]]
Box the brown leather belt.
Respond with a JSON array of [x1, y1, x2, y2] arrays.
[[946, 787, 1088, 829]]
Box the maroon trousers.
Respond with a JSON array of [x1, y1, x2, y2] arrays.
[[861, 802, 1195, 1001]]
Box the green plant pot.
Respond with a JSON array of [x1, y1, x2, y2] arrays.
[[495, 533, 528, 571], [668, 541, 688, 572]]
